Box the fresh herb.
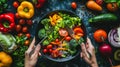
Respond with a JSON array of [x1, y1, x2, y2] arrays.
[[12, 45, 28, 67]]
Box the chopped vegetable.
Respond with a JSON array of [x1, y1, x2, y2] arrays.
[[38, 28, 46, 39], [69, 39, 79, 50], [59, 28, 68, 37], [114, 50, 120, 61]]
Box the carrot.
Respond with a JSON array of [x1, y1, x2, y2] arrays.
[[86, 0, 102, 11]]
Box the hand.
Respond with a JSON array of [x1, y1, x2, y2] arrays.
[[80, 37, 98, 67], [25, 37, 41, 67]]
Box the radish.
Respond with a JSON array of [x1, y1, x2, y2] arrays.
[[99, 43, 112, 57], [99, 43, 113, 66]]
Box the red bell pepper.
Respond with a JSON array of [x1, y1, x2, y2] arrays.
[[0, 13, 15, 33]]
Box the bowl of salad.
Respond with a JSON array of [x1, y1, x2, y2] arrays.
[[35, 10, 86, 62]]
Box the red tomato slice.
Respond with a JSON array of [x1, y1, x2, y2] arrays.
[[59, 28, 68, 37], [65, 36, 72, 41]]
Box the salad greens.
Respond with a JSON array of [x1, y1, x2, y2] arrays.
[[39, 12, 81, 45]]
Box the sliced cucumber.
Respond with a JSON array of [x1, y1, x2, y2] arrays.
[[114, 50, 120, 61]]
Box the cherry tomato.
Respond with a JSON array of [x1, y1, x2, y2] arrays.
[[55, 38, 59, 42], [19, 19, 25, 25], [26, 20, 33, 25], [43, 49, 48, 53], [49, 49, 53, 53], [51, 50, 59, 58], [17, 33, 23, 37], [15, 13, 20, 19], [59, 28, 68, 37], [13, 1, 19, 8], [16, 24, 22, 32], [96, 0, 103, 5], [47, 44, 52, 49], [24, 40, 30, 46], [22, 26, 28, 33], [65, 36, 72, 41], [107, 3, 118, 12], [26, 33, 31, 39], [71, 2, 77, 9]]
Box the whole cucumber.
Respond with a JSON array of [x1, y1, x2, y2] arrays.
[[89, 13, 118, 23]]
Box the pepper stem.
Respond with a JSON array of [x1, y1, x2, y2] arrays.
[[3, 21, 9, 28], [23, 7, 29, 13]]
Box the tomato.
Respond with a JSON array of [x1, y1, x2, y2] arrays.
[[107, 3, 118, 12], [71, 2, 77, 9], [93, 29, 107, 42], [15, 13, 20, 19], [26, 20, 33, 25], [16, 24, 22, 32], [13, 1, 19, 8], [65, 36, 71, 41], [59, 29, 68, 37], [22, 26, 28, 33], [17, 33, 23, 37], [43, 49, 48, 53], [96, 0, 103, 5], [26, 33, 31, 39], [55, 38, 59, 42], [24, 40, 30, 46], [73, 26, 84, 34], [19, 19, 25, 25], [49, 49, 53, 53], [51, 50, 59, 58], [47, 44, 52, 49]]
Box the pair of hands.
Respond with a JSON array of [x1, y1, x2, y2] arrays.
[[25, 37, 98, 67]]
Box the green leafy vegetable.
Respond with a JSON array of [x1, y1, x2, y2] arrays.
[[0, 32, 17, 53], [69, 39, 79, 50], [38, 28, 46, 39], [42, 40, 49, 46], [12, 45, 28, 67]]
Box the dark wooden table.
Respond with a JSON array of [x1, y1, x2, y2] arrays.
[[7, 0, 120, 67]]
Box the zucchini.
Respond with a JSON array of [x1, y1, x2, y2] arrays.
[[89, 13, 118, 23]]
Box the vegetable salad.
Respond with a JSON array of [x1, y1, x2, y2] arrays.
[[38, 12, 84, 58]]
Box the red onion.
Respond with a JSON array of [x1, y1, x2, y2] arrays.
[[99, 43, 112, 57], [108, 27, 120, 47]]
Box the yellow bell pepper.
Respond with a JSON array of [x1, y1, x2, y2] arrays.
[[17, 1, 34, 19]]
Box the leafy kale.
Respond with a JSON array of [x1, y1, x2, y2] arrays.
[[69, 39, 79, 50]]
